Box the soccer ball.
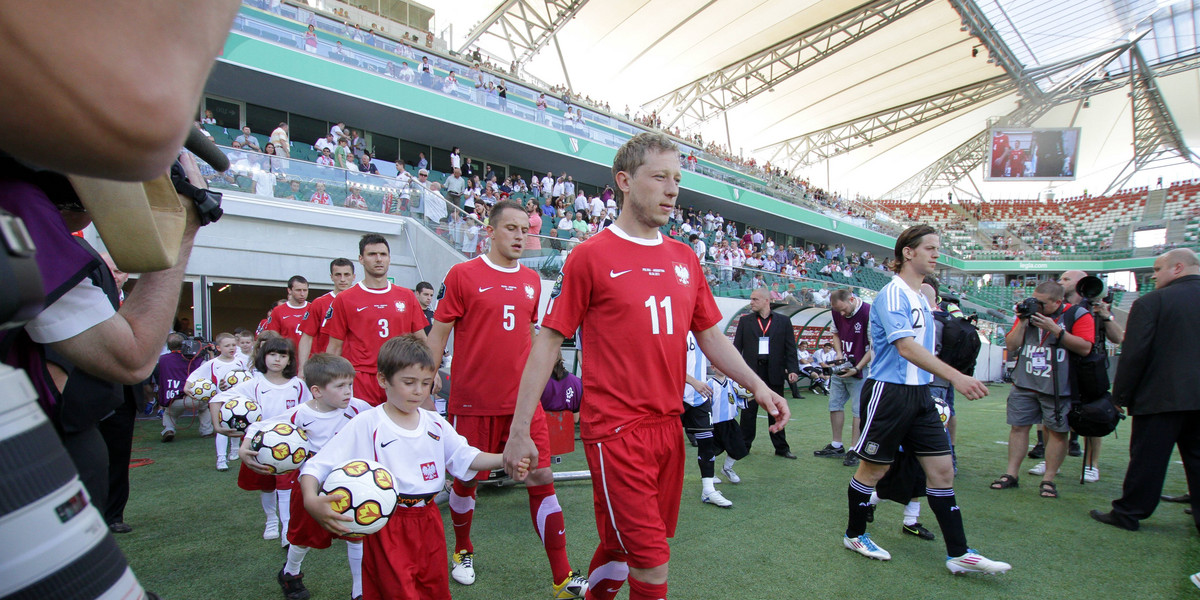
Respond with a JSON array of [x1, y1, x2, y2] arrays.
[[933, 396, 951, 430], [218, 395, 263, 432], [219, 369, 254, 391], [249, 422, 311, 474], [320, 459, 398, 538], [186, 377, 218, 403]]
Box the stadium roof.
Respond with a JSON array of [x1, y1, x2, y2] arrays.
[[426, 0, 1200, 200]]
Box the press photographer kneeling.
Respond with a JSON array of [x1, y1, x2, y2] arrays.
[[991, 280, 1095, 498]]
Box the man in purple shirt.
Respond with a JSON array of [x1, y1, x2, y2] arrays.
[[814, 289, 873, 466], [157, 332, 207, 441]]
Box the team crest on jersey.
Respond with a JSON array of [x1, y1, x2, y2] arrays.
[[854, 323, 862, 333], [420, 461, 438, 481], [524, 284, 535, 300], [396, 301, 406, 312], [673, 262, 690, 286], [437, 283, 446, 300], [864, 442, 879, 456]]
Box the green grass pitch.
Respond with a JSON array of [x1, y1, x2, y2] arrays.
[[115, 383, 1200, 599]]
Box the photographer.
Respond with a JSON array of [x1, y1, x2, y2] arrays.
[[0, 2, 239, 597], [990, 281, 1094, 498], [1059, 270, 1124, 482]]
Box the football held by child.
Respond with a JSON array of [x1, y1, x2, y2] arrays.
[[300, 336, 526, 600]]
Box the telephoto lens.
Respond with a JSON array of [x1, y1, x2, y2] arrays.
[[0, 365, 151, 600]]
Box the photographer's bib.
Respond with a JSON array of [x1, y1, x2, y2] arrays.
[[1012, 319, 1072, 397]]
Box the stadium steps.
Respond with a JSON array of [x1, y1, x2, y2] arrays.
[[1145, 189, 1167, 220]]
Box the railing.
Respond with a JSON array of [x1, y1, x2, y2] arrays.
[[199, 145, 484, 257]]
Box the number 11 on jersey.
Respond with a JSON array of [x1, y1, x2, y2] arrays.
[[645, 295, 673, 335]]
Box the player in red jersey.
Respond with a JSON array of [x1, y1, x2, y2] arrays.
[[264, 275, 310, 348], [1008, 143, 1027, 177], [503, 133, 790, 600], [426, 200, 588, 598], [325, 233, 429, 406], [297, 257, 356, 372], [990, 131, 1011, 177], [257, 299, 286, 336]]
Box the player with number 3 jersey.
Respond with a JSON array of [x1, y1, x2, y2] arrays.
[[325, 234, 429, 406]]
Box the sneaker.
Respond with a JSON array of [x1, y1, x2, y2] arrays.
[[277, 569, 311, 600], [1068, 441, 1082, 457], [161, 431, 175, 443], [843, 451, 860, 467], [451, 550, 475, 585], [1190, 572, 1200, 589], [844, 533, 890, 561], [1084, 466, 1100, 483], [702, 489, 732, 508], [216, 462, 229, 472], [1027, 443, 1045, 459], [551, 571, 588, 599], [946, 550, 1012, 575], [228, 452, 240, 462], [1027, 461, 1060, 476], [721, 465, 741, 484], [814, 443, 846, 458], [712, 475, 722, 484], [263, 521, 280, 540], [901, 522, 935, 540]]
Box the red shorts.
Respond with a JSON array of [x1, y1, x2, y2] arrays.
[[584, 416, 684, 570], [450, 405, 551, 481], [237, 463, 298, 492], [362, 503, 449, 600], [354, 371, 386, 407], [286, 476, 357, 549]]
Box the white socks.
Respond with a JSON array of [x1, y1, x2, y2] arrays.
[[903, 500, 921, 526], [284, 545, 310, 575], [216, 433, 230, 465], [723, 456, 737, 470], [831, 441, 844, 449], [277, 488, 292, 545], [701, 477, 716, 494], [261, 492, 278, 526], [348, 542, 363, 597]]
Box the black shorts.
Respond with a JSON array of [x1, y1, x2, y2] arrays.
[[681, 401, 713, 432], [852, 379, 951, 465], [710, 419, 749, 461]]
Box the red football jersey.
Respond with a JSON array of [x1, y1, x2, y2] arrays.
[[299, 291, 338, 355], [541, 226, 721, 442], [265, 301, 309, 349], [325, 282, 428, 373], [435, 255, 541, 416]]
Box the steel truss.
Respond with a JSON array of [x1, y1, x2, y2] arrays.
[[642, 0, 937, 132], [456, 0, 589, 84]]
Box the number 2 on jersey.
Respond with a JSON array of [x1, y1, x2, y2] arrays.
[[645, 295, 674, 335]]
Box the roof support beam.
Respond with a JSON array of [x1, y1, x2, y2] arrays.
[[642, 0, 937, 132], [947, 0, 1039, 100], [456, 0, 589, 73], [1103, 46, 1200, 195]]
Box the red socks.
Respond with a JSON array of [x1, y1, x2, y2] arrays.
[[527, 483, 571, 582], [584, 546, 628, 600], [627, 578, 667, 600], [448, 479, 477, 554]]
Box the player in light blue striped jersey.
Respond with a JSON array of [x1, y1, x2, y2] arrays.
[[842, 225, 1010, 576]]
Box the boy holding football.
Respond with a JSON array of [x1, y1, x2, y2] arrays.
[[240, 353, 373, 600], [300, 336, 527, 600]]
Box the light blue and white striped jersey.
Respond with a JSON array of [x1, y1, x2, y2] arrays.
[[707, 376, 740, 423], [683, 331, 709, 407], [866, 275, 935, 385]]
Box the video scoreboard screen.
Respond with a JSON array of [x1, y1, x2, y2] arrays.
[[985, 128, 1080, 181]]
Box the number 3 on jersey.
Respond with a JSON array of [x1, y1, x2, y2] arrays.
[[378, 318, 389, 338], [645, 295, 673, 335]]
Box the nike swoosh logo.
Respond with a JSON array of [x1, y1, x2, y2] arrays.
[[381, 439, 397, 447], [356, 306, 368, 312], [607, 588, 621, 593], [301, 421, 314, 428], [609, 269, 631, 278], [557, 528, 565, 535], [478, 286, 493, 292]]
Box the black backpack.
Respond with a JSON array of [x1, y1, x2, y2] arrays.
[[1061, 304, 1122, 437], [933, 311, 981, 375]]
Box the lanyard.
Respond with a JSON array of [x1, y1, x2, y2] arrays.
[[757, 316, 772, 336]]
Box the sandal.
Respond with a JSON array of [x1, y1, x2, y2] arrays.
[[990, 474, 1019, 489], [1039, 480, 1058, 498]]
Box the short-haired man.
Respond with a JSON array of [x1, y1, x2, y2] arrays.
[[991, 280, 1094, 498], [733, 287, 799, 458], [325, 234, 428, 406], [427, 200, 588, 597], [815, 289, 873, 466], [297, 258, 356, 371], [503, 133, 789, 599], [414, 281, 435, 335], [264, 275, 310, 349], [235, 125, 261, 152], [845, 224, 1008, 574], [1091, 249, 1200, 536]]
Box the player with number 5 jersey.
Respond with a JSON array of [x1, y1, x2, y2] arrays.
[[325, 234, 429, 406]]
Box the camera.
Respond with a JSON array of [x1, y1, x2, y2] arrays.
[[831, 360, 855, 375], [1016, 297, 1042, 319], [1075, 275, 1114, 306]]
